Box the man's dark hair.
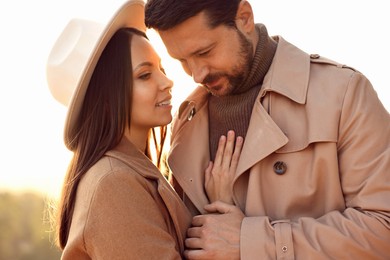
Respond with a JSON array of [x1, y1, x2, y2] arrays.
[[145, 0, 241, 30]]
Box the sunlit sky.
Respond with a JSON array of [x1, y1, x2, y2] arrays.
[[0, 0, 388, 199]]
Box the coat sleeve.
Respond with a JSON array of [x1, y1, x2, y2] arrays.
[[83, 169, 182, 260], [240, 72, 390, 259]]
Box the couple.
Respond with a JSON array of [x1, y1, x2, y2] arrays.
[[47, 0, 390, 259]]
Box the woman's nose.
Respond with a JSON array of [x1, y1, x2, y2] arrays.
[[160, 73, 173, 91]]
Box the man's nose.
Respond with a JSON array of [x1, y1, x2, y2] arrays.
[[188, 60, 208, 84]]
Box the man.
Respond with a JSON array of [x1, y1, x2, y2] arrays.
[[145, 0, 390, 259]]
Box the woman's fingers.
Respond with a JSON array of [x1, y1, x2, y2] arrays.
[[230, 136, 243, 169], [222, 130, 236, 168], [204, 131, 244, 204], [204, 161, 213, 185], [214, 130, 236, 169], [213, 135, 226, 167], [208, 130, 243, 177]]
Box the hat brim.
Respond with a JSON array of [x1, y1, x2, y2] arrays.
[[64, 0, 145, 149]]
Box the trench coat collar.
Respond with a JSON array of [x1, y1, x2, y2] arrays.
[[168, 36, 310, 212], [106, 137, 160, 180], [261, 36, 310, 104]]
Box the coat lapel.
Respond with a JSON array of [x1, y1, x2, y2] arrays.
[[168, 87, 289, 213], [234, 36, 310, 178], [168, 100, 211, 214], [234, 99, 288, 181]]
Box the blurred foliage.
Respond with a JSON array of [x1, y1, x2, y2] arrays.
[[0, 191, 61, 260]]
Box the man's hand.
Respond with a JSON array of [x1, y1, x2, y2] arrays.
[[205, 130, 243, 204], [184, 201, 245, 260]]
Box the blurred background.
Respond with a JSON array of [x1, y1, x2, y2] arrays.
[[0, 0, 388, 259]]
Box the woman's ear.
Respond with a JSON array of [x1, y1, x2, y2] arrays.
[[235, 0, 255, 34]]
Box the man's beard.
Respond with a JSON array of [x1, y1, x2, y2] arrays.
[[203, 29, 253, 96]]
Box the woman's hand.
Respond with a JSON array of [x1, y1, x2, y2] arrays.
[[205, 130, 243, 204]]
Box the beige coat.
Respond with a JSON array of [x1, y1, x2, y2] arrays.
[[168, 36, 390, 259], [62, 138, 191, 260]]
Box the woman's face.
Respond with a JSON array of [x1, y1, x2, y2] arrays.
[[130, 34, 173, 132]]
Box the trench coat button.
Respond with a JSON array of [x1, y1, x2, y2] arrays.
[[187, 107, 195, 121], [310, 53, 320, 59], [273, 161, 287, 175], [178, 101, 196, 120]]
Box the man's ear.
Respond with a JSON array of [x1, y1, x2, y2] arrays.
[[235, 0, 255, 34]]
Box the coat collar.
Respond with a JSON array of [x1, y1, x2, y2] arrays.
[[106, 137, 160, 180], [261, 36, 310, 104]]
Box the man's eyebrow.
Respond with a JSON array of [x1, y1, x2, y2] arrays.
[[190, 44, 212, 57], [175, 43, 214, 62]]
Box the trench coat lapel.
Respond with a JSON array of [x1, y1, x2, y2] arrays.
[[168, 100, 210, 214], [235, 99, 288, 180], [234, 36, 309, 178], [169, 98, 288, 213]]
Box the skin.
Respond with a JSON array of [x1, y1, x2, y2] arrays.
[[159, 1, 258, 97], [126, 35, 173, 151], [185, 202, 245, 260], [205, 130, 243, 204], [158, 1, 259, 259]]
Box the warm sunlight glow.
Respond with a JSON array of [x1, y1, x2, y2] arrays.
[[0, 0, 388, 200]]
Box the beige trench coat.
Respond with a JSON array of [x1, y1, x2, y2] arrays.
[[168, 36, 390, 259], [62, 138, 191, 260]]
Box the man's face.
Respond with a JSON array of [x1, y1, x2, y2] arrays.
[[159, 11, 253, 97]]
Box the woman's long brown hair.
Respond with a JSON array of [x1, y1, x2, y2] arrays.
[[56, 28, 167, 249]]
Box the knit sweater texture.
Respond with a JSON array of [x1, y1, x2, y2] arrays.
[[208, 24, 277, 160]]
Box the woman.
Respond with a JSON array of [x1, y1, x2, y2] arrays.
[[47, 1, 193, 259], [47, 1, 243, 258]]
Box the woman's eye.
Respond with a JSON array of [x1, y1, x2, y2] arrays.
[[139, 73, 151, 80]]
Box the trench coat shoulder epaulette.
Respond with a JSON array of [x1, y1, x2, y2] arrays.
[[309, 53, 357, 72]]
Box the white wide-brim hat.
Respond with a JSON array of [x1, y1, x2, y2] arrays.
[[46, 0, 145, 150]]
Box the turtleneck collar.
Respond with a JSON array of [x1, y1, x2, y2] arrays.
[[232, 23, 277, 95], [207, 24, 277, 160]]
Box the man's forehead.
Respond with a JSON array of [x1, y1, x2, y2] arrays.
[[158, 14, 218, 59]]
